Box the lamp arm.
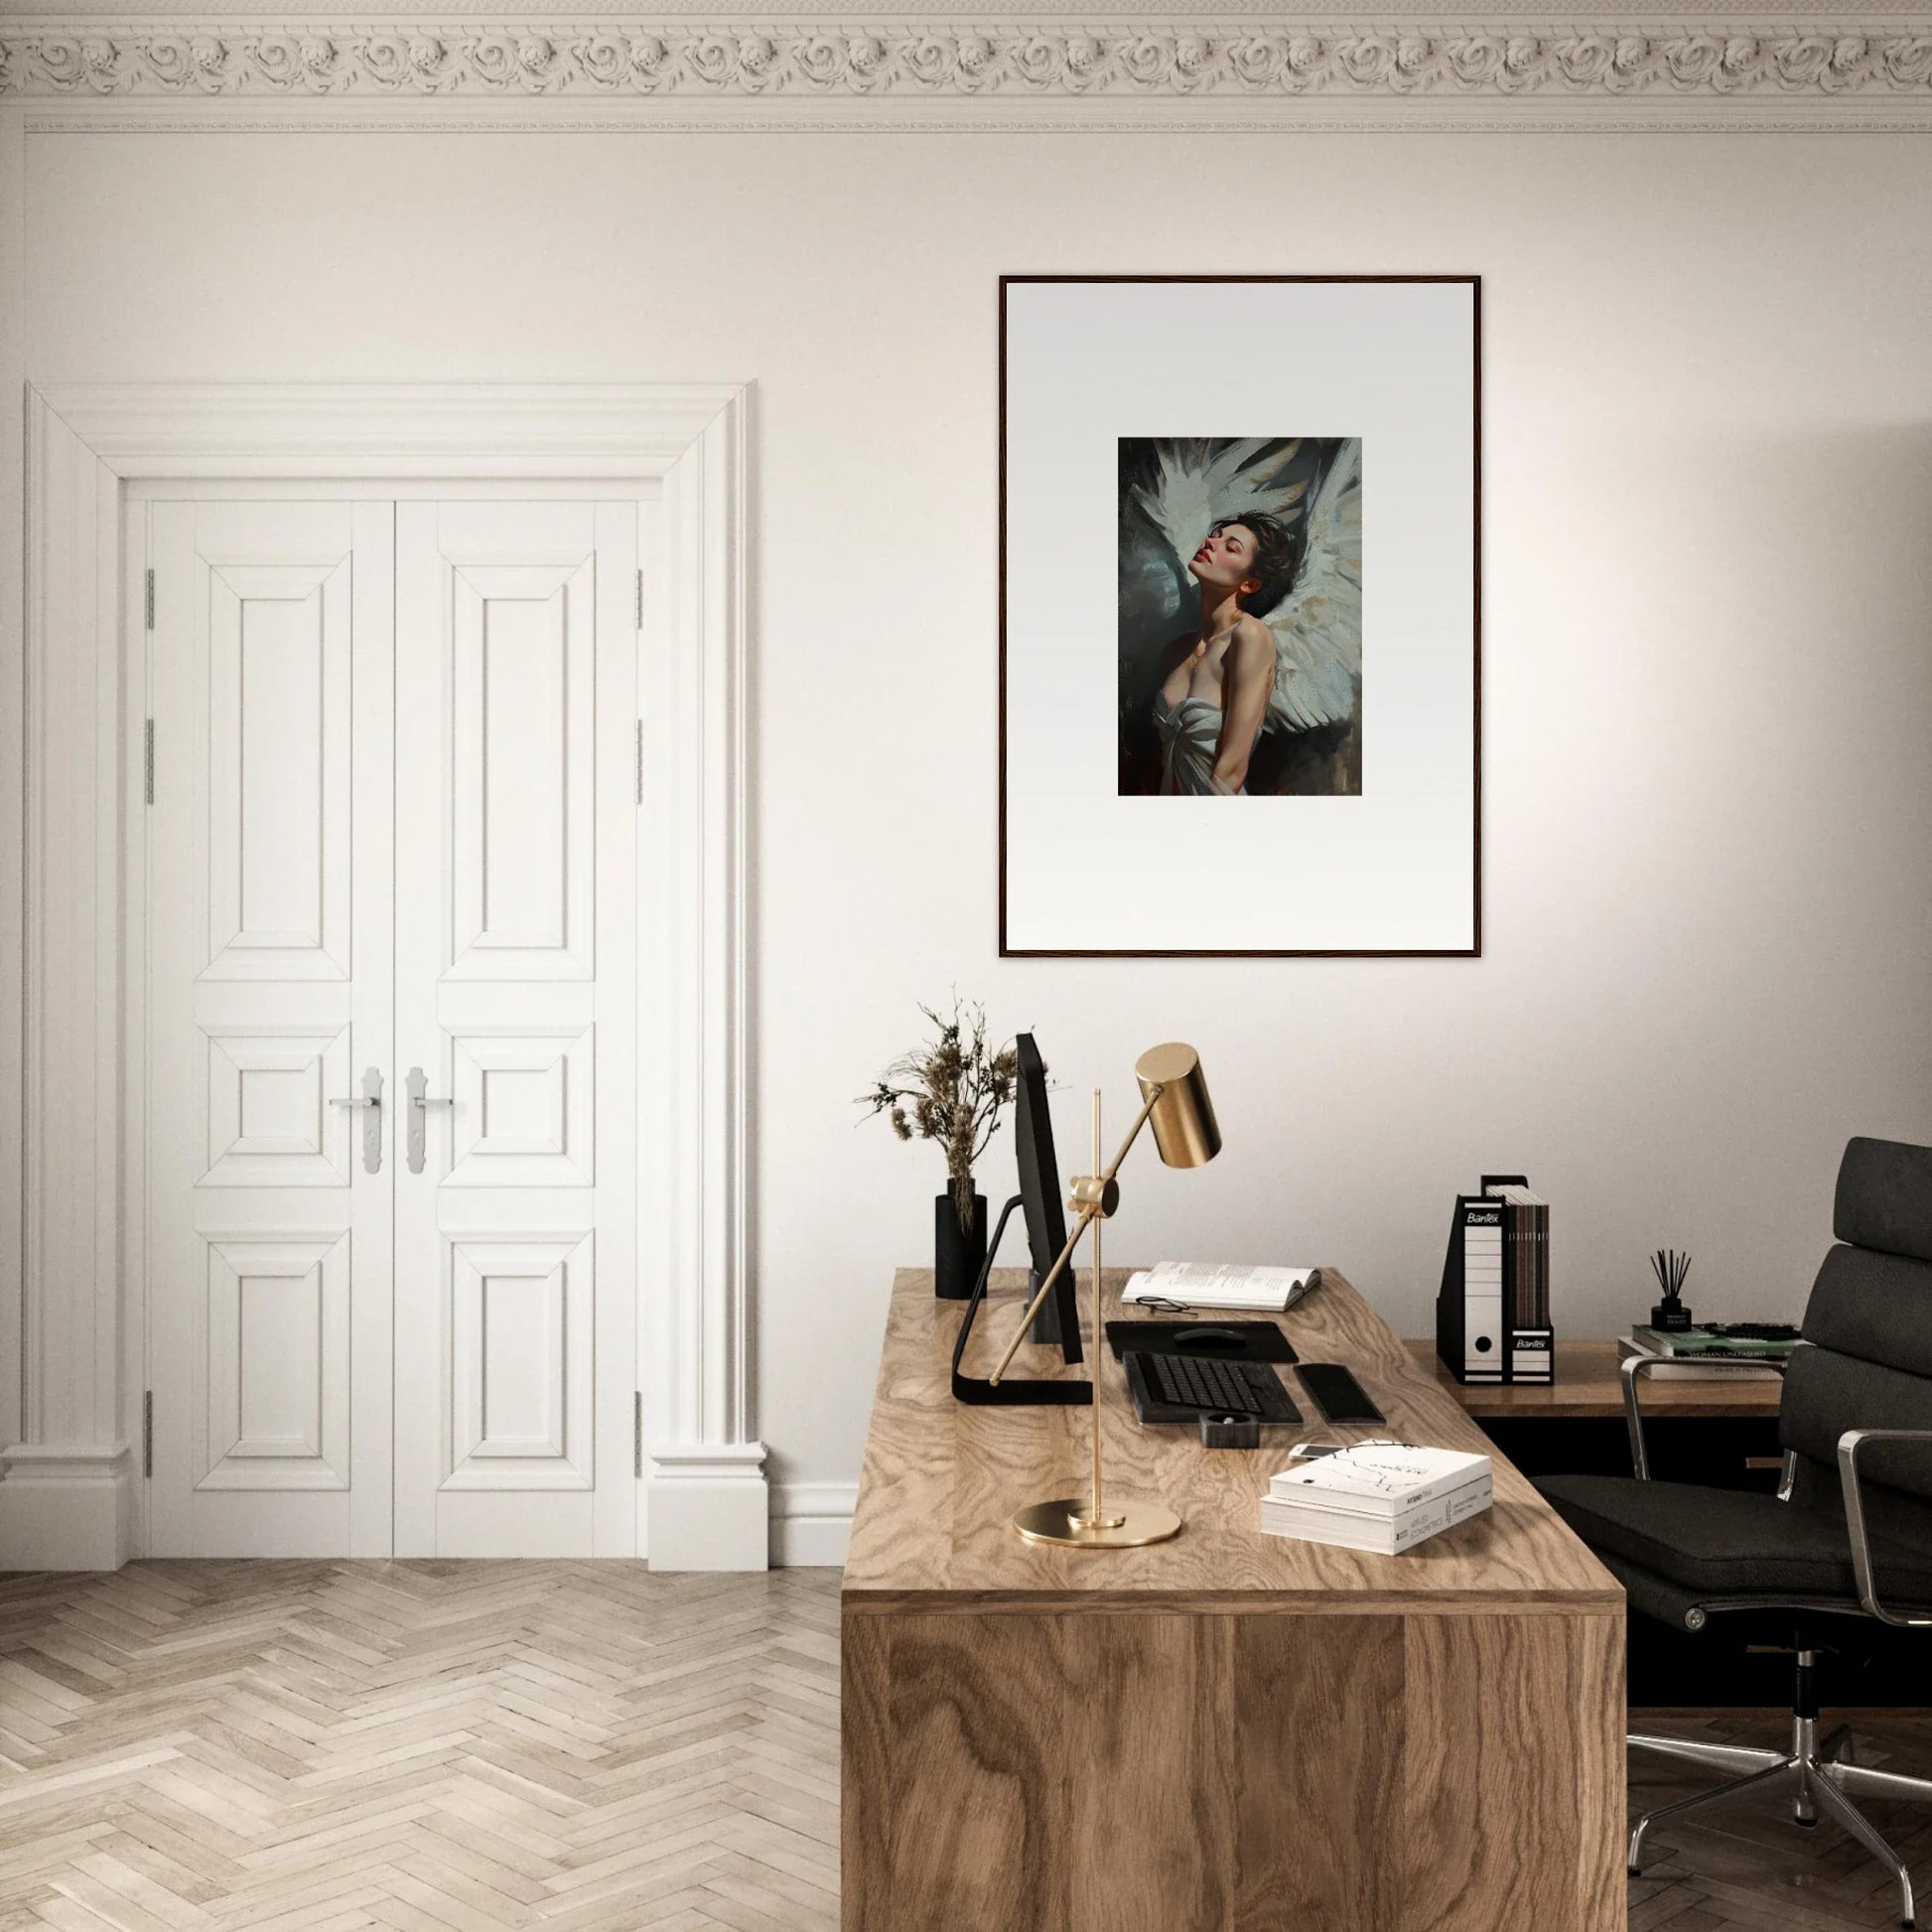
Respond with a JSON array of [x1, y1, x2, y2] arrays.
[[985, 1205, 1097, 1389], [1094, 1085, 1165, 1189], [987, 1085, 1164, 1387]]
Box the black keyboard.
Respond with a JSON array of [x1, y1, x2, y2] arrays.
[[1125, 1351, 1302, 1424]]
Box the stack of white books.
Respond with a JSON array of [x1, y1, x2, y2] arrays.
[[1260, 1444, 1493, 1555]]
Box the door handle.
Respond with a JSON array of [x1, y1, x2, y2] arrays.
[[330, 1066, 385, 1174], [405, 1066, 455, 1175]]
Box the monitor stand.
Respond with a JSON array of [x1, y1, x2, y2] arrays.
[[951, 1196, 1092, 1407]]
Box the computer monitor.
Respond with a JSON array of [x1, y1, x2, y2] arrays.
[[1014, 1034, 1083, 1364], [948, 1032, 1091, 1405]]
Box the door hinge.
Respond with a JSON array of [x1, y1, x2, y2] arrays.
[[144, 568, 155, 631], [144, 720, 155, 805], [634, 720, 644, 806], [635, 568, 644, 631], [142, 1391, 153, 1478], [633, 1392, 643, 1479]]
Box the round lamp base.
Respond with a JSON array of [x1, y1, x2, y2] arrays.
[[1012, 1496, 1181, 1549]]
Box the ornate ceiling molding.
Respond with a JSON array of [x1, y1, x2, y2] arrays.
[[3, 18, 1931, 119]]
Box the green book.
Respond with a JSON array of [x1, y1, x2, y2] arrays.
[[1631, 1325, 1797, 1360]]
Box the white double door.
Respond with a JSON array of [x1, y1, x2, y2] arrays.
[[145, 492, 640, 1558]]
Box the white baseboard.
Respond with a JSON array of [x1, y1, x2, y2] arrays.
[[770, 1480, 854, 1569], [646, 1442, 769, 1571], [0, 1445, 135, 1571]]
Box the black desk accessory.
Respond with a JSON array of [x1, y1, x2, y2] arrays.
[[1104, 1319, 1297, 1365], [1122, 1351, 1303, 1426], [950, 1194, 1091, 1406], [1297, 1362, 1385, 1425], [1197, 1415, 1262, 1449]]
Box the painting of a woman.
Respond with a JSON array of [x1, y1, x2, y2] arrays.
[[1118, 438, 1363, 797]]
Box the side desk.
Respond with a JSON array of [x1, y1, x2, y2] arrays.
[[843, 1269, 1626, 1932], [1406, 1340, 1787, 1496], [1407, 1337, 1784, 1420]]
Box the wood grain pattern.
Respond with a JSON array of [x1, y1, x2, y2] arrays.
[[840, 1606, 891, 1922], [842, 1608, 1624, 1931], [1403, 1612, 1626, 1932], [885, 1615, 1065, 1932], [1408, 1339, 1784, 1420], [1232, 1614, 1406, 1932], [1064, 1615, 1233, 1932], [844, 1269, 1621, 1613]]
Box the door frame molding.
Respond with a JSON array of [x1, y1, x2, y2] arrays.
[[5, 382, 763, 1571]]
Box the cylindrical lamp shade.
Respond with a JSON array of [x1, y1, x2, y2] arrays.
[[1134, 1042, 1221, 1169]]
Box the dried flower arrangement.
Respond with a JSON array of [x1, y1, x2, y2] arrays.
[[859, 998, 1021, 1234]]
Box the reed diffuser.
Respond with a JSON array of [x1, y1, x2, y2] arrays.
[[1649, 1248, 1694, 1332]]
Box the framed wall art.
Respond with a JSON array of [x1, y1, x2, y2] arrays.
[[999, 274, 1480, 957]]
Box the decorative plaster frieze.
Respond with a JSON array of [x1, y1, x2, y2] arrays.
[[3, 19, 1932, 106]]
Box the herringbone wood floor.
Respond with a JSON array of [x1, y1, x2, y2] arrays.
[[0, 1563, 840, 1931], [0, 1564, 1927, 1929]]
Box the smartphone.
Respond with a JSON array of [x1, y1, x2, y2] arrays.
[[1297, 1363, 1385, 1425]]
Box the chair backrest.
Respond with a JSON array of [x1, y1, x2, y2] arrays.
[[1780, 1138, 1932, 1543]]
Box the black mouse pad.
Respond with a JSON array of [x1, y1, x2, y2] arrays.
[[1104, 1320, 1297, 1365]]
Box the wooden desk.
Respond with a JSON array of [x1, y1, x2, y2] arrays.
[[843, 1269, 1626, 1932], [1407, 1337, 1784, 1421]]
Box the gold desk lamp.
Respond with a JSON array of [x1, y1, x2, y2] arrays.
[[986, 1041, 1221, 1549]]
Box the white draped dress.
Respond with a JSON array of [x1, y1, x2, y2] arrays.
[[1153, 693, 1242, 796]]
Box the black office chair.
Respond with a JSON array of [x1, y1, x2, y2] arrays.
[[1537, 1136, 1932, 1930]]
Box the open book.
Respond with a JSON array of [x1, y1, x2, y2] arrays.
[[1121, 1261, 1317, 1313]]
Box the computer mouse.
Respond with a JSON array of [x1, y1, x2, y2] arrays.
[[1173, 1326, 1246, 1349]]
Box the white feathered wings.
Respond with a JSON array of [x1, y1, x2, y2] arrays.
[[1129, 437, 1362, 736]]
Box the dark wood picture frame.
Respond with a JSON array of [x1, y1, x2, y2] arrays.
[[997, 273, 1482, 959]]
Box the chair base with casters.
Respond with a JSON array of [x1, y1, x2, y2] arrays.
[[1626, 1646, 1930, 1929]]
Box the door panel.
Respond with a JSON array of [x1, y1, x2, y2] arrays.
[[446, 1231, 594, 1487], [201, 1232, 349, 1489], [204, 564, 352, 978], [445, 1027, 595, 1188], [393, 500, 637, 1558], [147, 500, 394, 1557], [449, 562, 595, 979]]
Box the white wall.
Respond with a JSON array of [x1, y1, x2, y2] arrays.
[[22, 127, 1932, 1539]]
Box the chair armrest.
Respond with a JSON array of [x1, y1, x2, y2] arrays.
[[1837, 1429, 1932, 1627], [1620, 1350, 1789, 1481]]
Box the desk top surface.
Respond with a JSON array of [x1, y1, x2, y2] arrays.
[[1408, 1338, 1785, 1420], [843, 1268, 1621, 1615]]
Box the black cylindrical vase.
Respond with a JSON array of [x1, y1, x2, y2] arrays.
[[934, 1188, 988, 1300]]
